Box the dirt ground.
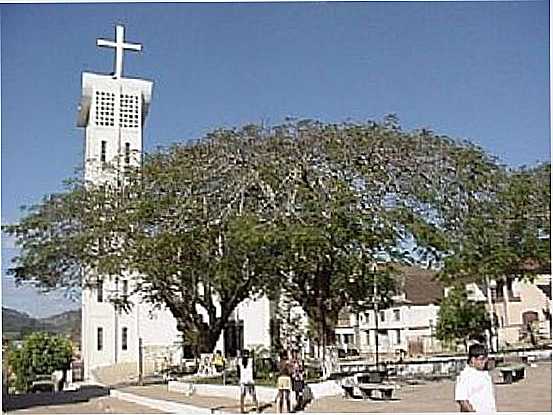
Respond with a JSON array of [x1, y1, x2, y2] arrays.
[[6, 362, 551, 414]]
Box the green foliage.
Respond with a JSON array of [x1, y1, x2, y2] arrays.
[[8, 332, 73, 392], [439, 163, 550, 285], [435, 287, 491, 348], [7, 117, 543, 355]]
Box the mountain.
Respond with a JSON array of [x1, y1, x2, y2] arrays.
[[40, 309, 81, 333], [2, 307, 81, 341], [2, 308, 49, 333]]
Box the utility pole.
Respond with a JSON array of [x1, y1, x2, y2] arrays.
[[138, 337, 144, 386], [372, 263, 380, 371]]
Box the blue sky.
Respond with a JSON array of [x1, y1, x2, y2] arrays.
[[1, 1, 550, 317]]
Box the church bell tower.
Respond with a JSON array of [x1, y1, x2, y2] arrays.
[[77, 25, 153, 184], [76, 24, 154, 378]]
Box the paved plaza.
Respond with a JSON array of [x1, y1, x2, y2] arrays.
[[6, 395, 165, 414], [7, 362, 551, 414], [306, 362, 552, 413]]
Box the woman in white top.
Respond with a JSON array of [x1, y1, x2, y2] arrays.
[[238, 349, 259, 413], [455, 343, 496, 413]]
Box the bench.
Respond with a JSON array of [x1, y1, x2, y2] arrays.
[[357, 371, 386, 384], [358, 383, 398, 400], [497, 364, 526, 384]]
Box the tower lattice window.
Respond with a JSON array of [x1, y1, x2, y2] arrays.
[[119, 94, 140, 128], [94, 91, 115, 126]]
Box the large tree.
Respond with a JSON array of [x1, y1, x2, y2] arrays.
[[5, 118, 504, 355], [437, 162, 550, 349], [264, 119, 502, 351], [439, 162, 550, 285]]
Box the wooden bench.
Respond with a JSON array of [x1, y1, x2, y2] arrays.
[[497, 364, 526, 384], [358, 383, 398, 400]]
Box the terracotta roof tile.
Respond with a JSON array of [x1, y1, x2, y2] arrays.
[[391, 265, 444, 305]]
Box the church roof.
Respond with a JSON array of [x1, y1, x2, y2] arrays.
[[391, 265, 444, 305]]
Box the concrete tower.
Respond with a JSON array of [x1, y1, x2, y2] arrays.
[[76, 25, 277, 383], [77, 25, 181, 380]]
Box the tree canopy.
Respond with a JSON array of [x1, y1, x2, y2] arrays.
[[6, 117, 539, 354], [8, 332, 73, 392], [438, 162, 551, 285]]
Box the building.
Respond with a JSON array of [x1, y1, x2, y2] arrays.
[[335, 266, 445, 358], [77, 25, 273, 382], [466, 273, 551, 348]]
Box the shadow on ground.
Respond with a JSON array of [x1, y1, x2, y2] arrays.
[[3, 385, 110, 411]]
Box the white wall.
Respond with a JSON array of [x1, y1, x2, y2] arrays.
[[341, 304, 439, 354], [237, 296, 272, 350]]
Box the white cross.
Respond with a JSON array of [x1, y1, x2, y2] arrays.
[[97, 25, 142, 79]]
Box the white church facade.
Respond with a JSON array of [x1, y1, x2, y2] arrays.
[[77, 25, 275, 381]]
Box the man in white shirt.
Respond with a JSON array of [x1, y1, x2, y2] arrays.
[[455, 343, 496, 413]]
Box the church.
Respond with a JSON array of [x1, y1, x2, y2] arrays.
[[77, 25, 279, 382]]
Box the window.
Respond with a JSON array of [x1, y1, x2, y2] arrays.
[[393, 309, 400, 321], [97, 327, 103, 351], [125, 143, 131, 164], [119, 94, 140, 128], [101, 140, 107, 163], [343, 334, 354, 344], [122, 280, 128, 296], [380, 310, 385, 322], [395, 329, 401, 344], [97, 279, 103, 303], [122, 327, 128, 350], [95, 91, 115, 127]]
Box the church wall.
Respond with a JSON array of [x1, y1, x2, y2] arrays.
[[238, 296, 272, 351], [135, 302, 181, 347]]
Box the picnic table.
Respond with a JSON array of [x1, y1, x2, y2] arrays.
[[358, 382, 398, 400], [497, 364, 526, 384], [341, 381, 399, 400]]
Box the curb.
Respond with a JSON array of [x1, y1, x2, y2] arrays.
[[110, 389, 225, 414]]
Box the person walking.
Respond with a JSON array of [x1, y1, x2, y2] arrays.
[[238, 349, 259, 414], [290, 349, 305, 411], [213, 350, 227, 385], [276, 351, 292, 413], [455, 343, 496, 413]]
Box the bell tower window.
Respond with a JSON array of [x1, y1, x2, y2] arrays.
[[101, 141, 107, 163]]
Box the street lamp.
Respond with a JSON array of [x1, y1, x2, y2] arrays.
[[349, 274, 362, 352], [488, 278, 499, 352], [371, 263, 380, 372]]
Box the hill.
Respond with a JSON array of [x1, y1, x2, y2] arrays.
[[2, 307, 80, 341]]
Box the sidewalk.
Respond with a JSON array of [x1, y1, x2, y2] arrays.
[[116, 384, 277, 413], [111, 389, 217, 414]]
